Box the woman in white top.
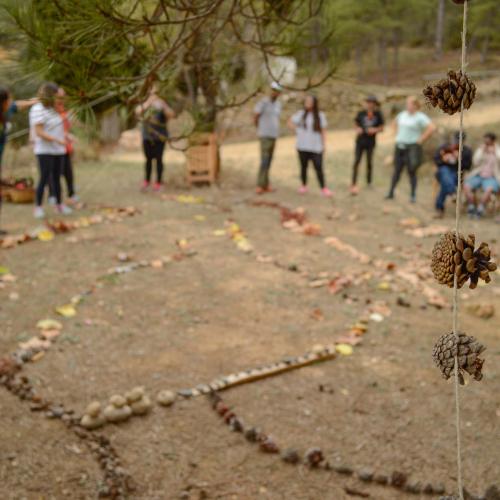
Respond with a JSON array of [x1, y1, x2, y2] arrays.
[[288, 95, 332, 197], [29, 82, 72, 218], [386, 96, 436, 202]]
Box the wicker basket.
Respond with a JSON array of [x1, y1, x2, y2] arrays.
[[6, 187, 35, 204]]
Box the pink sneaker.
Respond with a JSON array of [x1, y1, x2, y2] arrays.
[[298, 186, 308, 194], [321, 187, 333, 197], [141, 181, 150, 192], [153, 182, 163, 192]]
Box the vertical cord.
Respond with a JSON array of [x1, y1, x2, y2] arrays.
[[452, 2, 468, 500]]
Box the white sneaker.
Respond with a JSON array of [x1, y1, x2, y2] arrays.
[[34, 206, 45, 219], [57, 204, 73, 215], [48, 196, 57, 206], [69, 194, 80, 203]]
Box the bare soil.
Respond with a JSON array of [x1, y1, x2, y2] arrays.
[[1, 108, 499, 500]]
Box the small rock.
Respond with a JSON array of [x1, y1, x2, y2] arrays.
[[156, 390, 176, 407], [374, 474, 388, 485], [86, 401, 102, 418], [103, 404, 132, 423], [125, 387, 145, 404], [130, 396, 152, 416], [305, 448, 324, 467], [215, 401, 229, 416], [485, 485, 500, 500], [405, 481, 422, 493], [223, 411, 235, 424], [178, 389, 193, 398], [244, 427, 259, 442], [259, 436, 279, 454], [81, 414, 106, 430], [333, 464, 353, 475], [229, 417, 244, 432], [397, 296, 411, 307], [358, 468, 374, 482], [109, 395, 127, 408], [281, 449, 300, 464], [423, 483, 434, 494], [433, 483, 446, 495], [391, 471, 408, 488]]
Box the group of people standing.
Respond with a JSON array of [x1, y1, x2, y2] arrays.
[[254, 83, 500, 218], [0, 82, 77, 231]]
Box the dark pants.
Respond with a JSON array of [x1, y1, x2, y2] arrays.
[[257, 137, 276, 188], [36, 154, 63, 206], [435, 165, 458, 211], [388, 144, 423, 199], [298, 150, 325, 188], [0, 146, 4, 222], [352, 139, 375, 185], [49, 153, 75, 198], [143, 140, 165, 183]]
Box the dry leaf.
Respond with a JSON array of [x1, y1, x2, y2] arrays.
[[40, 329, 61, 340], [310, 308, 324, 321], [309, 279, 329, 288], [36, 319, 63, 330], [194, 214, 206, 221], [38, 230, 55, 242], [31, 351, 45, 362], [328, 276, 352, 295], [405, 225, 448, 238], [256, 254, 274, 264], [56, 304, 77, 318], [151, 259, 164, 268], [301, 223, 321, 236], [399, 217, 421, 228], [336, 344, 354, 356], [19, 337, 51, 351]]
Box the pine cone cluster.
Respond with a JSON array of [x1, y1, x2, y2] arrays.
[[432, 332, 485, 385], [431, 232, 497, 289], [423, 70, 476, 115]]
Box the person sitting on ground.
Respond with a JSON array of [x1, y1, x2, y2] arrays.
[[135, 82, 175, 192], [350, 95, 384, 195], [433, 131, 472, 218], [254, 82, 282, 194], [464, 132, 500, 218], [288, 94, 332, 197]]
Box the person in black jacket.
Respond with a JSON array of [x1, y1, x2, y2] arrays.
[[434, 131, 472, 217], [350, 96, 384, 195]]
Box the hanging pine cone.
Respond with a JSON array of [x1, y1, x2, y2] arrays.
[[423, 70, 476, 115], [432, 332, 485, 385], [431, 232, 497, 289]]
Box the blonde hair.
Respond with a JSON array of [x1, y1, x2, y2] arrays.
[[37, 82, 59, 108], [407, 95, 421, 110]]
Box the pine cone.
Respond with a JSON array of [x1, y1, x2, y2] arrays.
[[432, 332, 485, 385], [423, 70, 476, 115], [431, 232, 497, 289]]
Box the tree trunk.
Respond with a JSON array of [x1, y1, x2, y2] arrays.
[[378, 38, 389, 86], [355, 45, 363, 82], [392, 30, 400, 83], [434, 0, 445, 60], [480, 36, 490, 63]]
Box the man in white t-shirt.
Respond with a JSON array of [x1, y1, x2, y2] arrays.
[[253, 82, 282, 194]]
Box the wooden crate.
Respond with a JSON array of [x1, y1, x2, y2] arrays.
[[6, 187, 35, 204], [185, 133, 219, 185]]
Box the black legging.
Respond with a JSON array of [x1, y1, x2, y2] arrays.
[[298, 150, 325, 188], [143, 140, 165, 183], [388, 145, 422, 199], [36, 154, 63, 206], [48, 153, 75, 198], [352, 139, 375, 185]]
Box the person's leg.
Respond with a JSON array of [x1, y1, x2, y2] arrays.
[[52, 155, 63, 205], [478, 179, 500, 215], [435, 166, 457, 212], [143, 141, 153, 183], [387, 147, 404, 198], [351, 140, 363, 186], [35, 155, 51, 207], [312, 152, 326, 189], [257, 138, 275, 189], [298, 150, 309, 190], [63, 153, 75, 197], [366, 143, 375, 185], [155, 141, 166, 184], [464, 176, 480, 215], [0, 147, 4, 233]]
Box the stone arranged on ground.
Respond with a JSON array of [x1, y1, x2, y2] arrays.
[[157, 390, 177, 407]]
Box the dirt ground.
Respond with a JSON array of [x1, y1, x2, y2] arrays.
[[1, 106, 499, 500]]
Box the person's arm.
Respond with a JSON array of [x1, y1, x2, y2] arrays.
[[253, 113, 260, 127], [354, 112, 363, 135], [321, 129, 327, 151], [14, 98, 38, 110], [418, 122, 436, 144], [34, 123, 65, 146], [159, 99, 175, 119]]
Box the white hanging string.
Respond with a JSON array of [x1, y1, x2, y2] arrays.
[[451, 2, 468, 499]]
